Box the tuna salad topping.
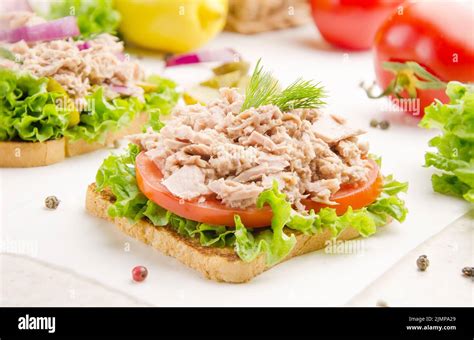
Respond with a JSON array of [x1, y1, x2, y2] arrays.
[[0, 11, 145, 99], [131, 88, 372, 210]]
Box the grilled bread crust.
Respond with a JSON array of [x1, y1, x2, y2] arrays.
[[85, 183, 361, 283]]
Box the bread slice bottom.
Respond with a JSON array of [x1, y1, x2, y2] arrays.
[[86, 183, 361, 283], [0, 112, 148, 168]]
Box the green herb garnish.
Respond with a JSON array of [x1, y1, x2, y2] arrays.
[[240, 60, 279, 111], [241, 59, 326, 112], [272, 78, 326, 112]]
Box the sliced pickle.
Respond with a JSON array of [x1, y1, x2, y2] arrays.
[[212, 61, 250, 76], [65, 98, 80, 127], [47, 78, 67, 94], [200, 70, 242, 89], [47, 78, 80, 127], [136, 81, 158, 93]]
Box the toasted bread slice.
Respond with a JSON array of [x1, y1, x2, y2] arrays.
[[0, 138, 66, 167], [86, 183, 361, 283], [0, 113, 148, 168]]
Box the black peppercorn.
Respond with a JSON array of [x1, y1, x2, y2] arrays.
[[370, 119, 379, 128], [417, 255, 429, 271], [379, 120, 390, 130], [45, 196, 60, 210], [462, 267, 473, 277]]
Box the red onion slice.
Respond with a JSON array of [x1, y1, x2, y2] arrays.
[[77, 41, 91, 51], [0, 16, 80, 43], [165, 48, 240, 67]]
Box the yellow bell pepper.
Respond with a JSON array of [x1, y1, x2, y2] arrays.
[[115, 0, 228, 53]]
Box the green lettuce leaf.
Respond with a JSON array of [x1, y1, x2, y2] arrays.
[[49, 0, 121, 38], [96, 145, 408, 265], [0, 68, 178, 144], [96, 143, 149, 220], [0, 68, 70, 142], [65, 77, 179, 143], [367, 175, 408, 226], [144, 76, 180, 131], [234, 216, 274, 263], [234, 182, 297, 266], [64, 87, 143, 143], [420, 81, 474, 203], [191, 223, 235, 247], [144, 202, 234, 247], [234, 176, 408, 265]]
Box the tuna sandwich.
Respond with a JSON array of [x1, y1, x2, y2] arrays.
[[0, 11, 178, 167], [88, 61, 408, 282]]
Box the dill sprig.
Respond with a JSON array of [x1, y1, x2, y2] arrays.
[[241, 60, 326, 112], [271, 78, 326, 112], [240, 59, 279, 111]]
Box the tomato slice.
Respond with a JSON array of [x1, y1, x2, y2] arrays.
[[136, 152, 382, 228], [136, 152, 273, 228], [302, 159, 382, 215]]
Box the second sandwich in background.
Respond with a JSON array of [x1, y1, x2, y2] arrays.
[[0, 10, 178, 167]]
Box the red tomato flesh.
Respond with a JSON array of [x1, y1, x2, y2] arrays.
[[136, 152, 382, 228], [310, 0, 404, 50]]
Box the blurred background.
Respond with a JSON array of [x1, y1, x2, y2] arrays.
[[2, 0, 472, 118]]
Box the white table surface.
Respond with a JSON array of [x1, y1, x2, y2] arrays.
[[347, 211, 473, 307], [1, 25, 472, 306]]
